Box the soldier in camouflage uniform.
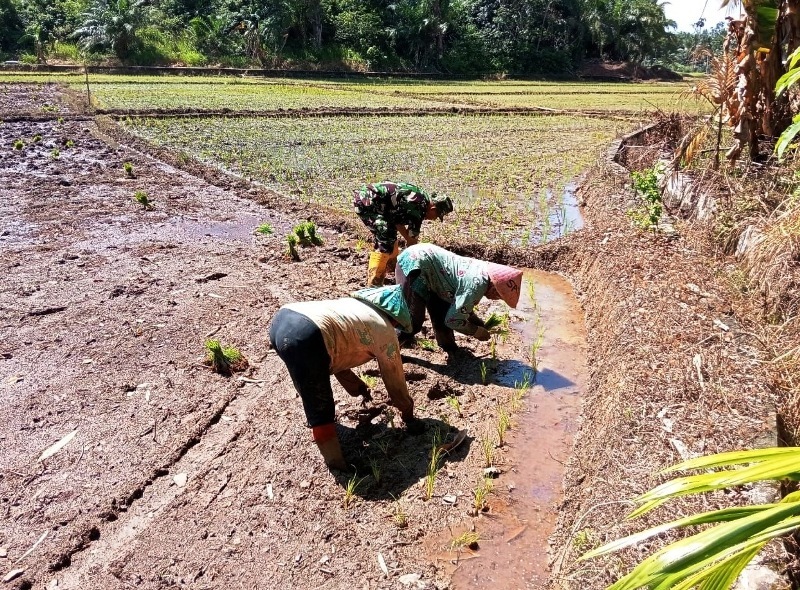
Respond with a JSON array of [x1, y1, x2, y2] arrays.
[[353, 181, 453, 286]]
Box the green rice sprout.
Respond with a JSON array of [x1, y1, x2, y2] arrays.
[[369, 456, 382, 484], [424, 432, 444, 501], [32, 133, 42, 143], [360, 373, 378, 389], [123, 161, 134, 177], [50, 148, 60, 159], [480, 433, 495, 467], [479, 361, 488, 385], [445, 395, 462, 417], [13, 139, 23, 150], [473, 477, 493, 512], [449, 530, 480, 551], [286, 233, 300, 261], [133, 190, 153, 210], [343, 474, 365, 509], [293, 221, 323, 247], [255, 223, 274, 235], [497, 405, 511, 446], [204, 339, 243, 376], [418, 338, 438, 352]]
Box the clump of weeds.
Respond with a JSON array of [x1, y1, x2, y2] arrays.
[[123, 161, 134, 177], [133, 190, 153, 210], [343, 474, 365, 509], [204, 339, 247, 376], [255, 223, 273, 235], [286, 233, 300, 261]]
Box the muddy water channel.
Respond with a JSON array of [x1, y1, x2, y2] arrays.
[[436, 270, 587, 588]]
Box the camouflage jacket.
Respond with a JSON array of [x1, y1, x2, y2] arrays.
[[353, 181, 431, 253]]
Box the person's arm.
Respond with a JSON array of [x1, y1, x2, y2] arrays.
[[445, 282, 488, 336], [395, 224, 419, 247], [374, 343, 414, 421], [333, 369, 371, 401]]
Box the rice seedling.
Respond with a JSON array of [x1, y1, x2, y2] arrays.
[[496, 406, 511, 447], [479, 361, 488, 385], [369, 456, 382, 485], [355, 238, 367, 252], [483, 310, 509, 336], [133, 190, 153, 210], [13, 139, 23, 150], [32, 133, 42, 143], [510, 371, 533, 411], [373, 436, 391, 457], [343, 474, 365, 509], [479, 433, 495, 467], [123, 161, 134, 177], [473, 477, 493, 513], [204, 339, 245, 376], [255, 223, 273, 235], [445, 395, 462, 417], [489, 337, 497, 360], [418, 338, 438, 352], [293, 221, 323, 246], [65, 139, 74, 147], [57, 117, 64, 124], [359, 373, 378, 389], [390, 495, 408, 529], [286, 233, 300, 261], [449, 530, 480, 551], [424, 432, 444, 501], [50, 148, 60, 159]]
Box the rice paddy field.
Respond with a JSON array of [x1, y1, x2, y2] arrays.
[[3, 71, 704, 244]]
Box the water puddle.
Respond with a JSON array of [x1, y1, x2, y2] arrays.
[[436, 269, 586, 588]]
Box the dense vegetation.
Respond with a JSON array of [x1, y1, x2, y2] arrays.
[[0, 0, 720, 74]]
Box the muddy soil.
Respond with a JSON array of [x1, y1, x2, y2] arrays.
[[0, 86, 583, 589]]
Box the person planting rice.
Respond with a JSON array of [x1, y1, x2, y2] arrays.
[[353, 181, 453, 287], [396, 243, 523, 352], [269, 285, 423, 471]]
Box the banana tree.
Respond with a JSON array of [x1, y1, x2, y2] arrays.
[[581, 447, 800, 589]]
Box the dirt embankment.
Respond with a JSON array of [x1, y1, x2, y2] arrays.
[[0, 85, 777, 590]]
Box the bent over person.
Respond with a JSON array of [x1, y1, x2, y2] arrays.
[[269, 285, 420, 470], [396, 243, 523, 351], [353, 181, 453, 287]]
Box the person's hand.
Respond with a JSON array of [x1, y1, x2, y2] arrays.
[[474, 327, 491, 341]]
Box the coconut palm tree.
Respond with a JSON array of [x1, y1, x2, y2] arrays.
[[72, 0, 148, 60]]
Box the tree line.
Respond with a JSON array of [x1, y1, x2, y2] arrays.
[[0, 0, 719, 74]]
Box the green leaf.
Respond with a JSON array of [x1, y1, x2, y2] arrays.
[[580, 505, 768, 561], [776, 116, 800, 160], [776, 67, 800, 97], [787, 46, 800, 70], [605, 508, 800, 590], [661, 446, 800, 474]]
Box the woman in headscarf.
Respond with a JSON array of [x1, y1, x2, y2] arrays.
[[269, 285, 421, 471], [395, 244, 523, 351]]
